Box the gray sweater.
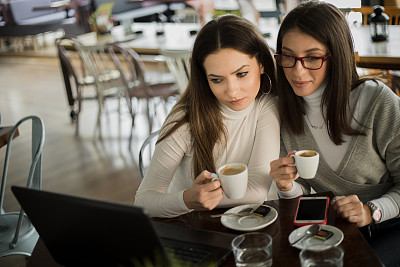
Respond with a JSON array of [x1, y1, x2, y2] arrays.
[[280, 81, 400, 214]]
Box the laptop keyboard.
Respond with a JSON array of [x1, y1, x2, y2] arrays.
[[161, 238, 212, 265]]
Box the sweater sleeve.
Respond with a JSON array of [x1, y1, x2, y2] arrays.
[[134, 124, 193, 218], [371, 84, 400, 220]]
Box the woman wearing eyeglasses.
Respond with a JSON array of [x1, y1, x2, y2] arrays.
[[270, 2, 400, 265]]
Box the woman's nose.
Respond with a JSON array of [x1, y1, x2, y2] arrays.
[[292, 59, 307, 73], [226, 79, 240, 97]]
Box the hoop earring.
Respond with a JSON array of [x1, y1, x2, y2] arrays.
[[262, 73, 272, 95]]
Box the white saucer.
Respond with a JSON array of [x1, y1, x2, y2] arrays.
[[221, 204, 278, 232], [288, 225, 344, 250]]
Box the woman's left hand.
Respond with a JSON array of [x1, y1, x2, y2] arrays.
[[331, 195, 373, 227]]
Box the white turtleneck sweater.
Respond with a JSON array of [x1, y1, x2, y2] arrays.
[[134, 94, 280, 218], [278, 81, 399, 223]]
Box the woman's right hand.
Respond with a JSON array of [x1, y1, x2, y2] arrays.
[[269, 151, 299, 191], [183, 170, 223, 211]]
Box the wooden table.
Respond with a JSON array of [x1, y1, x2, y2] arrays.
[[27, 192, 382, 267], [351, 25, 400, 70]]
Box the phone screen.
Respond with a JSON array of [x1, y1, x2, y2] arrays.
[[294, 197, 329, 226]]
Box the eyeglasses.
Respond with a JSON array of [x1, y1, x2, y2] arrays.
[[274, 54, 330, 70]]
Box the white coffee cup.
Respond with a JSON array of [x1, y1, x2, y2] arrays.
[[212, 163, 248, 199], [291, 150, 319, 179]]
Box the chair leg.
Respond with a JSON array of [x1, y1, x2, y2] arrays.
[[129, 119, 134, 150], [95, 103, 102, 139], [147, 100, 153, 134], [128, 98, 136, 150], [75, 86, 83, 136]]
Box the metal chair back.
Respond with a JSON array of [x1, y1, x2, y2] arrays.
[[159, 49, 191, 94], [56, 36, 97, 134], [72, 38, 124, 137], [139, 130, 160, 180], [0, 115, 45, 257]]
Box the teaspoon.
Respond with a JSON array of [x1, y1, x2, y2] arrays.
[[290, 224, 321, 246], [210, 207, 254, 218]]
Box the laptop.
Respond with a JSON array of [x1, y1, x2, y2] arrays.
[[11, 186, 236, 267]]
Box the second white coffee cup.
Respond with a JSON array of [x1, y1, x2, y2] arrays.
[[213, 163, 248, 199], [291, 150, 319, 179]]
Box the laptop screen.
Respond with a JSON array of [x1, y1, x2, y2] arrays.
[[12, 186, 234, 267]]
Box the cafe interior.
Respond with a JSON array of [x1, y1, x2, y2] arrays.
[[0, 0, 399, 266]]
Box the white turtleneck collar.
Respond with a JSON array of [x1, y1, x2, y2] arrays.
[[300, 80, 352, 172], [302, 80, 327, 115], [218, 99, 255, 120]]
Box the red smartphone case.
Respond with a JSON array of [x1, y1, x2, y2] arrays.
[[293, 196, 329, 226]]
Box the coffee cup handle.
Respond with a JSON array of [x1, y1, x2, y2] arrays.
[[290, 154, 297, 166], [210, 173, 219, 182]]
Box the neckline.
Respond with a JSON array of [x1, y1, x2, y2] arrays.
[[219, 99, 255, 119]]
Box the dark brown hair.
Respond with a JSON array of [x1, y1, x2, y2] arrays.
[[276, 2, 366, 145], [159, 15, 276, 176]]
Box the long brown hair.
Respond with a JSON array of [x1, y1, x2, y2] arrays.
[[276, 2, 366, 145], [158, 15, 276, 176]]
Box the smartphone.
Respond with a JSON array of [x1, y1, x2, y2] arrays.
[[293, 196, 329, 226]]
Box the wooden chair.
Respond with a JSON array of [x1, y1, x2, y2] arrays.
[[352, 6, 400, 25], [0, 115, 44, 258], [107, 44, 178, 149]]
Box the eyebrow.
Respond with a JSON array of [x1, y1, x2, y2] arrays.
[[281, 47, 325, 53], [207, 65, 249, 78]]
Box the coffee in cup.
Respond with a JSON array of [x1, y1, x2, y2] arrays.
[[220, 165, 246, 175], [213, 163, 248, 199], [298, 151, 318, 157], [291, 150, 319, 179]]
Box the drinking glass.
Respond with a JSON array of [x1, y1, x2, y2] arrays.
[[299, 244, 344, 267], [232, 232, 272, 267]]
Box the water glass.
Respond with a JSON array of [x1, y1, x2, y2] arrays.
[[299, 244, 344, 267], [232, 232, 272, 267]]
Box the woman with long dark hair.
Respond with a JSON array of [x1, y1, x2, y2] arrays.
[[270, 2, 400, 265], [135, 15, 279, 218]]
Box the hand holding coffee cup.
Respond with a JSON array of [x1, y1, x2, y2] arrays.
[[211, 163, 248, 199], [291, 150, 319, 179]]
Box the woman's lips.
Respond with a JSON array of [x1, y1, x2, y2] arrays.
[[229, 98, 244, 105], [293, 81, 310, 88]]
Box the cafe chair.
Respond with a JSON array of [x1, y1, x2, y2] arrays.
[[139, 130, 160, 180], [56, 36, 97, 135], [351, 6, 400, 25], [107, 44, 178, 149], [0, 115, 45, 258], [72, 38, 125, 138], [160, 48, 191, 94]]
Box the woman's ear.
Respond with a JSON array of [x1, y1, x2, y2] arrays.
[[260, 64, 264, 74]]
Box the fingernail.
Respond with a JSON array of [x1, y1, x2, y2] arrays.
[[210, 173, 218, 178]]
